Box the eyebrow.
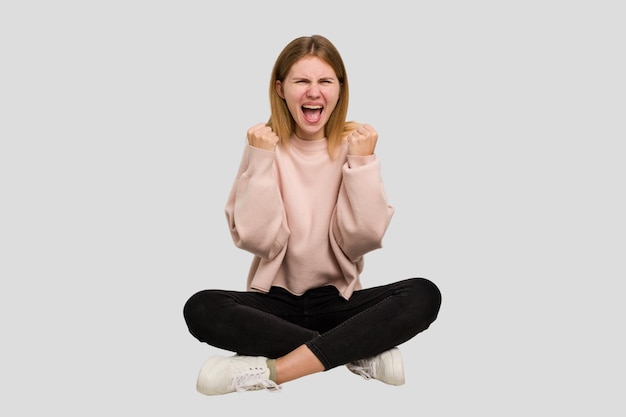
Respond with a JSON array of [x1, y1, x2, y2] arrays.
[[291, 75, 337, 82]]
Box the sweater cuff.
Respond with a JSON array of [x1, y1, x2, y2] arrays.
[[246, 144, 276, 174], [346, 154, 376, 169]]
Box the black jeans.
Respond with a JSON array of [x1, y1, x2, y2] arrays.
[[183, 277, 441, 370]]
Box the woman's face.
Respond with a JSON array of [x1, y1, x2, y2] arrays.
[[276, 56, 341, 141]]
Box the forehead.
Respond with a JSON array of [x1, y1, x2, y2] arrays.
[[288, 56, 337, 79]]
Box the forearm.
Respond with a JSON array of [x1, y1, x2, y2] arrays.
[[225, 146, 289, 259], [332, 156, 394, 260]]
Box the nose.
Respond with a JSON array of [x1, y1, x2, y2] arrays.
[[306, 83, 320, 98]]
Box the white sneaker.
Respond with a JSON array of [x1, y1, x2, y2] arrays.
[[346, 347, 405, 386], [196, 355, 281, 395]]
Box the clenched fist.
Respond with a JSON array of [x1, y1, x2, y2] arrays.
[[247, 123, 280, 151], [346, 123, 378, 156]]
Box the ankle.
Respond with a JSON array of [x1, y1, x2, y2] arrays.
[[266, 359, 277, 382]]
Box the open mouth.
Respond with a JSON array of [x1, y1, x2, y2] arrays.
[[302, 105, 323, 123]]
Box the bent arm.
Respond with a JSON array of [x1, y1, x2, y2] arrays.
[[225, 145, 289, 259], [332, 154, 394, 261]]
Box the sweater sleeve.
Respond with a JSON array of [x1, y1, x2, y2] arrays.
[[225, 145, 290, 260], [331, 154, 394, 262]]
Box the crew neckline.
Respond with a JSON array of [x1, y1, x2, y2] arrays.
[[290, 134, 328, 152]]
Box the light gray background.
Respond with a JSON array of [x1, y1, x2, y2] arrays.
[[1, 1, 624, 415]]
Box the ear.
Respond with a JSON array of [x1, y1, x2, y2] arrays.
[[275, 80, 284, 99]]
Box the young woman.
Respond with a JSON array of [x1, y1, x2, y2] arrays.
[[183, 35, 441, 395]]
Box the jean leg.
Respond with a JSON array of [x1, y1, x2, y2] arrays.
[[183, 288, 318, 359], [306, 277, 442, 370]]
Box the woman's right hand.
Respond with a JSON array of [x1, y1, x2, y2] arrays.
[[247, 123, 279, 151]]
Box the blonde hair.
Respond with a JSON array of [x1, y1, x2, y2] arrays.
[[267, 35, 358, 158]]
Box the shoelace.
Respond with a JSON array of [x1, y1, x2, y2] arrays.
[[230, 368, 282, 393], [347, 360, 377, 380]]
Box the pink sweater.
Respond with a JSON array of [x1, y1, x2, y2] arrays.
[[225, 135, 394, 300]]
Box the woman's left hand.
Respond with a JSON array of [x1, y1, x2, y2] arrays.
[[346, 124, 378, 156]]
